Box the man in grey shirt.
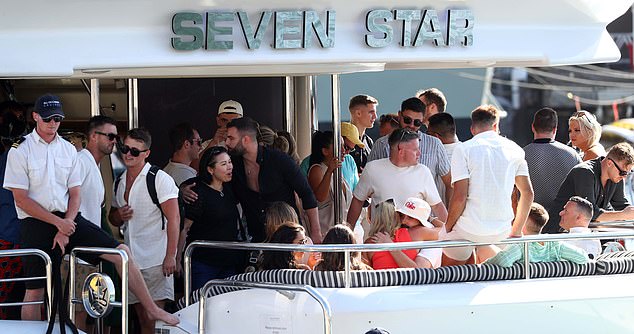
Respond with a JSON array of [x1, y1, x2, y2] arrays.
[[523, 107, 581, 208]]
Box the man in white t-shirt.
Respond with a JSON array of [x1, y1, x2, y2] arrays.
[[559, 196, 602, 259], [441, 105, 534, 265], [78, 116, 118, 226], [347, 128, 448, 226], [164, 122, 201, 185], [109, 128, 180, 333]]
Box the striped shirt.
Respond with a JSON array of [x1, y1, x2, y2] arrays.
[[367, 131, 450, 179], [523, 139, 581, 208], [486, 241, 588, 267]]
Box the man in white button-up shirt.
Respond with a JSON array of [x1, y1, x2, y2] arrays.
[[3, 95, 178, 326], [109, 128, 180, 333], [441, 105, 534, 266], [559, 196, 602, 259]]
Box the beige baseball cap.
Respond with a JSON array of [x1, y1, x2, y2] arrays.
[[218, 100, 244, 116]]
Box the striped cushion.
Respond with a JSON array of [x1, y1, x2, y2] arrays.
[[596, 257, 634, 275], [527, 261, 596, 278], [310, 268, 438, 288]]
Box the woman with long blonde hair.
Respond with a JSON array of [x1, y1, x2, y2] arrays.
[[568, 110, 605, 161]]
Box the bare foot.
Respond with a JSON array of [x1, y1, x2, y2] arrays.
[[148, 307, 180, 326]]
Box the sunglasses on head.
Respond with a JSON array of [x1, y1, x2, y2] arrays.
[[403, 116, 423, 127], [608, 157, 631, 176], [95, 131, 118, 141], [42, 116, 63, 123], [118, 144, 148, 157]]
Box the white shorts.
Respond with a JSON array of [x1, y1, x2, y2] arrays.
[[128, 265, 174, 304], [440, 223, 510, 261]]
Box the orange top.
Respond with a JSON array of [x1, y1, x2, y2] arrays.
[[371, 228, 418, 270]]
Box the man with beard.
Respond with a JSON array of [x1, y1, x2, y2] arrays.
[[225, 117, 321, 243]]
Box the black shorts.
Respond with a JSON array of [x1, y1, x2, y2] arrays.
[[20, 213, 120, 289]]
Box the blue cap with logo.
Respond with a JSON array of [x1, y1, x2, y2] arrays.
[[35, 94, 65, 118]]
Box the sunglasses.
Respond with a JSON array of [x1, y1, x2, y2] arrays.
[[296, 238, 308, 245], [95, 131, 118, 141], [42, 116, 63, 123], [608, 157, 631, 177], [403, 116, 423, 128], [118, 144, 149, 157]]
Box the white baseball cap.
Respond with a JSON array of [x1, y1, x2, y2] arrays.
[[218, 100, 244, 116], [396, 197, 433, 228]]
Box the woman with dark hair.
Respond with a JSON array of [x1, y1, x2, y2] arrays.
[[176, 146, 244, 291], [314, 225, 372, 271], [308, 131, 352, 236], [258, 222, 310, 270]]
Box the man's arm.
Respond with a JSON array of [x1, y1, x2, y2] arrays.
[[304, 207, 322, 244], [441, 172, 453, 205], [10, 188, 75, 236], [445, 179, 468, 232], [65, 185, 80, 222], [511, 175, 534, 237], [430, 202, 448, 223], [160, 198, 180, 276], [346, 197, 364, 228], [558, 242, 589, 264], [596, 206, 634, 222]]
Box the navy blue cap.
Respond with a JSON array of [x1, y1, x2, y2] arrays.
[[35, 94, 64, 118]]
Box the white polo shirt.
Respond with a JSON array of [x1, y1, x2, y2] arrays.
[[77, 149, 104, 226], [3, 130, 81, 219], [112, 163, 178, 269], [565, 227, 601, 259], [353, 158, 442, 208], [451, 130, 529, 236]]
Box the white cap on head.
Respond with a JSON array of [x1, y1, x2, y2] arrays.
[[218, 100, 244, 116], [396, 197, 433, 228]]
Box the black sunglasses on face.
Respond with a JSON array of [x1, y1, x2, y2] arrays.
[[95, 131, 118, 141], [42, 116, 63, 123], [118, 144, 148, 157], [608, 157, 631, 176], [402, 116, 423, 127]]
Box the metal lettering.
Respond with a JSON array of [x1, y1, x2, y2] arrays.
[[237, 11, 272, 50], [447, 9, 474, 46], [274, 11, 303, 49], [365, 9, 393, 48], [413, 9, 445, 47], [171, 12, 204, 50], [206, 12, 234, 50], [395, 10, 421, 47], [303, 10, 335, 48]]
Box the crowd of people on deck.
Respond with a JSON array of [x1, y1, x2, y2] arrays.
[[1, 88, 634, 331]]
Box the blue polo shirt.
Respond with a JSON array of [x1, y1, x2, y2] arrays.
[[0, 151, 20, 243]]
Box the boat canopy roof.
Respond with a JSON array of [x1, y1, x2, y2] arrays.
[[0, 0, 631, 78]]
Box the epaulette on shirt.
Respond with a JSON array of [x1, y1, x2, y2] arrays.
[[11, 136, 25, 149]]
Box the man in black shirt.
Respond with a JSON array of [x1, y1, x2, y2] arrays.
[[544, 142, 634, 233], [225, 118, 321, 243]]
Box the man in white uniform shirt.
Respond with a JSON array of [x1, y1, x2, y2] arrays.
[[3, 95, 178, 326], [442, 105, 534, 265], [347, 128, 448, 226], [559, 196, 602, 259], [164, 122, 201, 186], [109, 128, 180, 334]]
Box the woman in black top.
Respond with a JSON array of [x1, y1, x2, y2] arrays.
[[176, 146, 243, 291]]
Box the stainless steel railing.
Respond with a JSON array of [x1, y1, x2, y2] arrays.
[[184, 229, 634, 306], [198, 280, 332, 334], [0, 249, 52, 320], [69, 247, 129, 334]]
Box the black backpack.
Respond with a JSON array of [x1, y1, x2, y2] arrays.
[[114, 165, 166, 230]]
